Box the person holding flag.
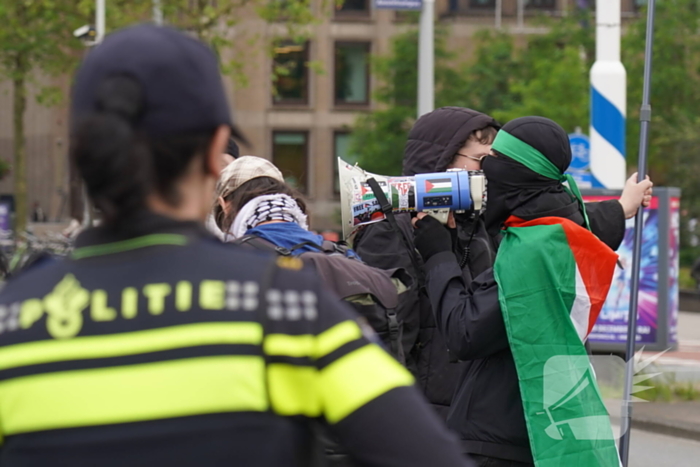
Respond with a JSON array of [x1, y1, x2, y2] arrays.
[[412, 116, 650, 467]]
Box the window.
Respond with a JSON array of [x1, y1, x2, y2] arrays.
[[334, 132, 361, 194], [335, 0, 370, 17], [335, 42, 370, 106], [272, 42, 309, 105], [525, 0, 555, 9], [469, 0, 495, 8], [273, 132, 309, 193]]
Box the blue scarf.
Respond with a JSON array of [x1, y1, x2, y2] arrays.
[[246, 223, 359, 259]]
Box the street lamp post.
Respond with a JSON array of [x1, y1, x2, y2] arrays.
[[154, 0, 163, 25], [96, 0, 105, 43], [417, 0, 435, 118]]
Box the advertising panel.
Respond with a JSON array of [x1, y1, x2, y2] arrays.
[[585, 196, 660, 345]]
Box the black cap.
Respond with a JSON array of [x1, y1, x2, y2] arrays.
[[71, 24, 244, 140]]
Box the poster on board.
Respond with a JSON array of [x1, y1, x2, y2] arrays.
[[585, 196, 660, 345]]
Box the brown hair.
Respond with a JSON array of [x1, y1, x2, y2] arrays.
[[214, 176, 307, 234], [467, 125, 499, 145]]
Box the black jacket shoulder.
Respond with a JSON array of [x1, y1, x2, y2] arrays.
[[585, 199, 626, 251]]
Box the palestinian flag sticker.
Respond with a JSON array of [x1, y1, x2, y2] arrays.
[[424, 178, 452, 194]]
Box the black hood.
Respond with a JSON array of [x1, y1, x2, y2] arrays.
[[483, 116, 583, 235], [402, 107, 500, 176]]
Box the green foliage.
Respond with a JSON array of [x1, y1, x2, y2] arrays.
[[73, 0, 323, 86], [353, 3, 700, 259], [0, 1, 88, 237], [0, 1, 86, 78], [35, 85, 64, 107], [476, 12, 594, 130], [624, 0, 700, 172], [622, 0, 700, 256], [679, 267, 696, 289], [352, 106, 415, 175], [0, 159, 10, 181], [351, 28, 470, 175], [0, 0, 325, 237], [680, 246, 700, 269], [448, 29, 521, 115], [635, 374, 700, 403], [351, 13, 597, 175], [490, 14, 594, 132]]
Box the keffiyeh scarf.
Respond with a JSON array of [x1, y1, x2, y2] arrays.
[[229, 194, 308, 239]]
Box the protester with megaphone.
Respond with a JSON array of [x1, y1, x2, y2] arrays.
[[352, 108, 652, 467], [353, 108, 505, 422]]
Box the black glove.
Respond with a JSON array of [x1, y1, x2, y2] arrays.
[[414, 215, 452, 262]]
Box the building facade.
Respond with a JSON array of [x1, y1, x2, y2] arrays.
[[231, 0, 645, 229], [0, 0, 645, 230]]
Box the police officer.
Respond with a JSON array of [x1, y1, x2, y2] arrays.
[[0, 25, 472, 467]]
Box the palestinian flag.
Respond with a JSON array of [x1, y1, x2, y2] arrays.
[[494, 216, 621, 467], [361, 183, 381, 201], [424, 178, 451, 194]]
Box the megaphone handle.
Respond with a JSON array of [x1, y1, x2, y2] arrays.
[[366, 178, 423, 278]]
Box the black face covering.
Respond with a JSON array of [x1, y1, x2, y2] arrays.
[[482, 117, 585, 236]]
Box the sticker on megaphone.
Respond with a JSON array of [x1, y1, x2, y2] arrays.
[[338, 158, 486, 239]]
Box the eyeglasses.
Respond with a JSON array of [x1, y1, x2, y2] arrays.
[[455, 153, 489, 162]]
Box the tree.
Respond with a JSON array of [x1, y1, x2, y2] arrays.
[[622, 0, 700, 257], [66, 0, 326, 220], [351, 2, 700, 258], [0, 1, 329, 239], [351, 27, 473, 175], [448, 29, 521, 115], [489, 12, 594, 131], [350, 12, 595, 175], [73, 0, 325, 92], [0, 1, 88, 239]]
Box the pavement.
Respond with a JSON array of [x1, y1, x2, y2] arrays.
[[629, 312, 700, 442], [632, 401, 700, 442], [628, 428, 700, 467], [640, 312, 700, 384]]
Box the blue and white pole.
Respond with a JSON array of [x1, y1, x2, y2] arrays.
[[590, 0, 627, 189]]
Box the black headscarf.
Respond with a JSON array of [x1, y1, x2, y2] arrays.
[[482, 116, 586, 235]]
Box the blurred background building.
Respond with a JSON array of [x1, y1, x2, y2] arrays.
[[0, 0, 647, 230]]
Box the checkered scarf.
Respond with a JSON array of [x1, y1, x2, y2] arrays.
[[229, 194, 308, 239]]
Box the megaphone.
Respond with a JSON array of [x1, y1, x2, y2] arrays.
[[338, 158, 486, 239]]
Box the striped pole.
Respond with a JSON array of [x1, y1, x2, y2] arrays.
[[590, 0, 626, 189]]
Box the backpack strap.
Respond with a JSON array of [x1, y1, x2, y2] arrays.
[[288, 240, 356, 260], [366, 177, 423, 278], [385, 307, 404, 364], [235, 235, 292, 256]]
